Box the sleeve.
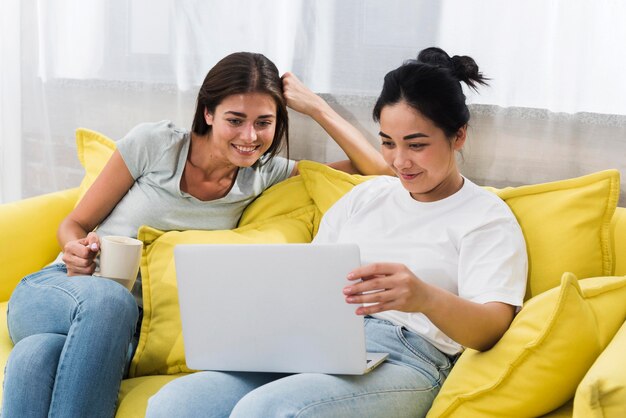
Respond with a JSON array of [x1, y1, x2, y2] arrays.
[[116, 121, 175, 180], [258, 156, 296, 189], [457, 215, 528, 308]]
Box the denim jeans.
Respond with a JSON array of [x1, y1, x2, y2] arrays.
[[2, 264, 138, 418], [145, 317, 455, 418]]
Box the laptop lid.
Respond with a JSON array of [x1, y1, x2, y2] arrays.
[[174, 243, 386, 375]]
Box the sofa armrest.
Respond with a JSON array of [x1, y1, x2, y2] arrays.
[[611, 207, 626, 276], [0, 188, 79, 301]]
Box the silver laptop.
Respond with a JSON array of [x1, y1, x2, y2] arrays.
[[174, 243, 388, 375]]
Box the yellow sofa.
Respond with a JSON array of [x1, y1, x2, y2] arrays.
[[1, 130, 626, 417]]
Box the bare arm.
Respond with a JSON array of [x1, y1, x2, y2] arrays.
[[282, 72, 393, 176], [344, 263, 515, 351], [58, 150, 135, 276]]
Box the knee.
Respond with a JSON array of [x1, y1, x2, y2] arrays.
[[5, 334, 65, 385], [146, 381, 188, 418], [231, 390, 289, 418], [82, 278, 138, 325]]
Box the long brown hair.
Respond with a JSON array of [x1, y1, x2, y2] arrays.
[[191, 52, 289, 162]]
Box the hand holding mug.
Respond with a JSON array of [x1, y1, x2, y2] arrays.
[[62, 232, 100, 276], [97, 235, 143, 290]]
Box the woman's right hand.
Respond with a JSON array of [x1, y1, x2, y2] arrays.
[[57, 149, 135, 276], [62, 232, 100, 276], [282, 72, 328, 118]]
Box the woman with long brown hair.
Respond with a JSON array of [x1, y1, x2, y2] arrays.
[[2, 51, 387, 418]]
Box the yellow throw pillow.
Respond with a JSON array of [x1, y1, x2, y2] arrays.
[[297, 160, 376, 215], [578, 275, 626, 347], [75, 128, 116, 205], [238, 174, 315, 226], [427, 273, 626, 418], [492, 170, 620, 299], [574, 320, 626, 417], [128, 206, 317, 377]]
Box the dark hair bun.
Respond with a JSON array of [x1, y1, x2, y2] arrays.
[[416, 47, 452, 69], [416, 47, 488, 90], [451, 55, 488, 90]]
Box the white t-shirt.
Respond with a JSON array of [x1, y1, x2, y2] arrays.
[[313, 175, 528, 355]]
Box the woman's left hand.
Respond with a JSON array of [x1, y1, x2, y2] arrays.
[[343, 263, 428, 315]]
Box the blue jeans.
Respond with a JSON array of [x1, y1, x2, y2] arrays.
[[2, 264, 138, 418], [146, 317, 455, 418]]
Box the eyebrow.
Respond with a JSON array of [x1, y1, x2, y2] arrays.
[[378, 131, 429, 140], [224, 111, 275, 119]]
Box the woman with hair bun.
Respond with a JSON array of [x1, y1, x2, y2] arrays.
[[146, 47, 527, 418]]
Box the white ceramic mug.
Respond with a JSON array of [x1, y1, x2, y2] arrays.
[[98, 235, 143, 291]]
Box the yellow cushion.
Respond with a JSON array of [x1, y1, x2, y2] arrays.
[[238, 174, 315, 226], [297, 160, 375, 213], [75, 128, 116, 205], [611, 207, 626, 276], [427, 273, 626, 418], [578, 275, 626, 346], [0, 301, 11, 406], [574, 320, 626, 417], [491, 170, 620, 299], [540, 400, 574, 418], [128, 204, 317, 377], [117, 374, 189, 418]]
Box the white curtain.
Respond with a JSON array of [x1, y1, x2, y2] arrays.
[[1, 0, 625, 204], [438, 0, 626, 115], [0, 0, 22, 203]]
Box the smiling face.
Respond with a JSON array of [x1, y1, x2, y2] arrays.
[[379, 101, 466, 202], [204, 92, 277, 168]]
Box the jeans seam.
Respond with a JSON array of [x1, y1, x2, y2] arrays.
[[394, 326, 440, 370], [293, 386, 439, 418], [9, 268, 81, 344], [21, 276, 82, 309], [48, 302, 82, 417], [6, 302, 13, 343]]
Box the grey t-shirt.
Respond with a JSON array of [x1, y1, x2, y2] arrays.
[[53, 120, 294, 280], [69, 120, 294, 311], [96, 120, 295, 238]]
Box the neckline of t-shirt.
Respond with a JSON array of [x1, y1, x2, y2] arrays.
[[177, 131, 244, 203], [394, 175, 473, 210]]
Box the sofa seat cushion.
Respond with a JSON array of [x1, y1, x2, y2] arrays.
[[117, 374, 189, 418]]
